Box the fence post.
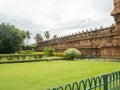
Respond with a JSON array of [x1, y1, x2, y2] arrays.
[[118, 71, 120, 86], [102, 74, 108, 90]]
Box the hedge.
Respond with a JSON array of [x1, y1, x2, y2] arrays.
[[0, 54, 44, 61]]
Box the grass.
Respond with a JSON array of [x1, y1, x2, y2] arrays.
[[0, 60, 119, 90]]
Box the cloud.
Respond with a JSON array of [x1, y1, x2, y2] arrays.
[[51, 17, 113, 36], [91, 0, 114, 18], [0, 0, 115, 44], [0, 12, 49, 44]]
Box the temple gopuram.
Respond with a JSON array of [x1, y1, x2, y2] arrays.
[[36, 0, 120, 58]]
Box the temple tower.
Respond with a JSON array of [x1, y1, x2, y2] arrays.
[[111, 0, 120, 30]]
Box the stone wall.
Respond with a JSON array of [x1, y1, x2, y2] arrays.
[[36, 0, 120, 58]]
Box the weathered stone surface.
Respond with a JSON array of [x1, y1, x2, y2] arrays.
[[36, 0, 120, 58]]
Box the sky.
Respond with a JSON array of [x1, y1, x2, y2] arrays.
[[0, 0, 114, 44]]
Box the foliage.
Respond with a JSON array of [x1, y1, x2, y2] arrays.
[[44, 31, 50, 40], [29, 43, 37, 47], [25, 31, 31, 47], [43, 47, 55, 56], [18, 50, 32, 54], [64, 48, 81, 60], [54, 52, 64, 57], [27, 43, 37, 51], [34, 34, 43, 43], [53, 35, 58, 39], [0, 54, 43, 61], [0, 23, 26, 54], [32, 52, 45, 54], [0, 53, 66, 62]]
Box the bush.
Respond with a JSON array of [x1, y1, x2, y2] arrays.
[[33, 54, 43, 59], [18, 50, 32, 54], [43, 47, 55, 56], [0, 54, 43, 61], [64, 48, 81, 60], [54, 52, 64, 57]]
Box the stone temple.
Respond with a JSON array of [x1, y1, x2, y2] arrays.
[[36, 0, 120, 58]]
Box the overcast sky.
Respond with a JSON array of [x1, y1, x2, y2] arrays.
[[0, 0, 114, 44]]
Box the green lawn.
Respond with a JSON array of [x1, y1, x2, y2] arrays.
[[0, 60, 119, 90]]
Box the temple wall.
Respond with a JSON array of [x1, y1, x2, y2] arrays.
[[36, 0, 120, 59], [36, 25, 120, 58]]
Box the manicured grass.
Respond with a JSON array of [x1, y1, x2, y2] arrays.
[[0, 60, 119, 90]]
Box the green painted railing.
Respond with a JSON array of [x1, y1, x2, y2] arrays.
[[47, 71, 120, 90]]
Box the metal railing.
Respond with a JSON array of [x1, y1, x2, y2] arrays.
[[83, 55, 120, 62], [47, 71, 120, 90]]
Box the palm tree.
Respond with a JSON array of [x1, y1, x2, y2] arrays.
[[34, 34, 43, 43], [44, 31, 50, 40], [53, 35, 57, 39], [26, 31, 31, 47]]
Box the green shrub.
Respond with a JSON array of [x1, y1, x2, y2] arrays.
[[21, 55, 27, 60], [54, 52, 64, 57], [33, 54, 43, 59], [6, 55, 14, 60], [32, 52, 46, 55], [0, 55, 5, 60], [18, 50, 32, 54], [64, 48, 81, 60], [14, 55, 21, 60], [0, 54, 43, 61], [43, 47, 55, 56]]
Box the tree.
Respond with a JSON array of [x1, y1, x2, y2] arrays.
[[44, 31, 50, 40], [34, 33, 43, 43], [29, 43, 37, 47], [26, 31, 31, 46], [64, 48, 81, 60], [53, 35, 57, 39], [0, 23, 26, 54], [43, 47, 55, 56]]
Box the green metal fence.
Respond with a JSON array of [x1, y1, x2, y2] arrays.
[[47, 71, 120, 90], [84, 55, 120, 62]]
